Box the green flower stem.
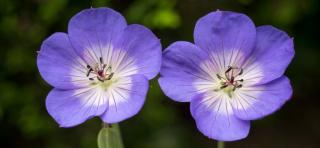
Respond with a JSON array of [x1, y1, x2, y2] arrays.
[[217, 141, 224, 148], [97, 123, 124, 148]]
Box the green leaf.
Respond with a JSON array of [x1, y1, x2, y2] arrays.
[[97, 124, 124, 148]]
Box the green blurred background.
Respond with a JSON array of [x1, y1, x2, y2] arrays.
[[0, 0, 319, 147]]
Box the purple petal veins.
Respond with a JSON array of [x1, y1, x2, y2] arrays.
[[37, 7, 161, 127], [159, 10, 294, 141]]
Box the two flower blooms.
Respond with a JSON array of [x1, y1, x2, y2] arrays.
[[37, 7, 294, 141]]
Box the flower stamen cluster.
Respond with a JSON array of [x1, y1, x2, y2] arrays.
[[215, 66, 244, 97], [86, 57, 114, 82]]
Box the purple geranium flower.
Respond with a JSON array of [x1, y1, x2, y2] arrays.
[[159, 10, 294, 141], [37, 7, 161, 127]]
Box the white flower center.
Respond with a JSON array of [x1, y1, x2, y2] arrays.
[[214, 66, 244, 98]]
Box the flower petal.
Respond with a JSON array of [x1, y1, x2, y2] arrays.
[[46, 86, 108, 127], [190, 93, 250, 141], [112, 24, 161, 79], [194, 11, 256, 66], [231, 76, 292, 120], [37, 33, 89, 89], [100, 74, 148, 123], [241, 26, 294, 84], [68, 7, 127, 65], [159, 41, 214, 102]]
